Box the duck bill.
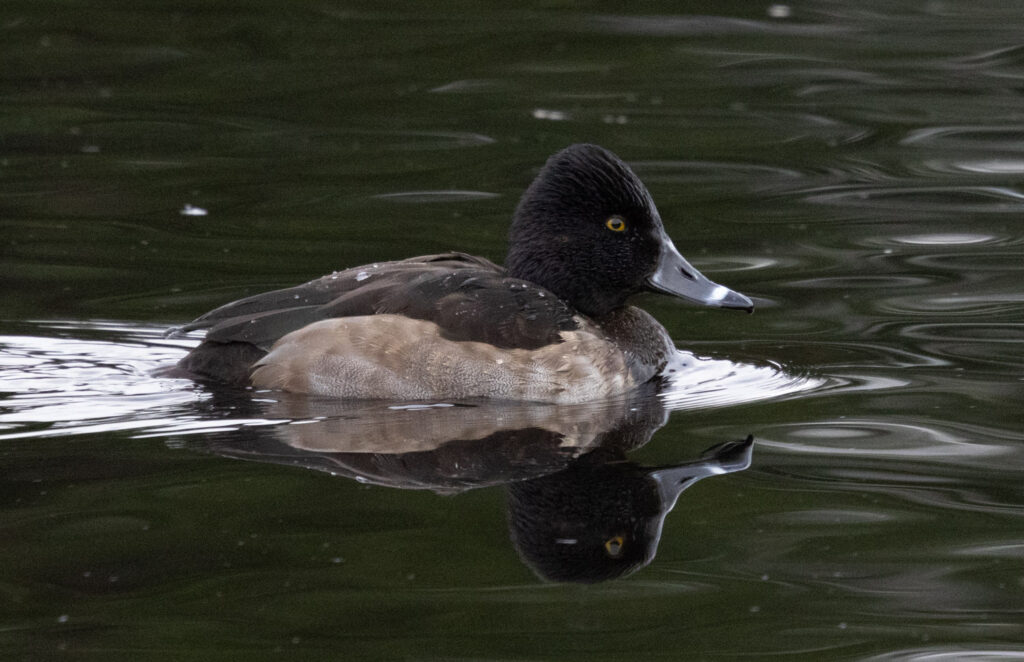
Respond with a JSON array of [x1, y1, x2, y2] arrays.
[[647, 232, 754, 312], [649, 436, 755, 510]]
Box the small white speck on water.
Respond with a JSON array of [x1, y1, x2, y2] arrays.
[[532, 108, 568, 121], [180, 204, 208, 217]]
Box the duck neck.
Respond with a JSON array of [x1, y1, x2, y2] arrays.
[[505, 249, 628, 319]]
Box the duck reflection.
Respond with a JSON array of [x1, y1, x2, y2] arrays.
[[199, 386, 752, 582], [507, 436, 752, 583]]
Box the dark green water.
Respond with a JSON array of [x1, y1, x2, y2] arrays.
[[3, 2, 1024, 659]]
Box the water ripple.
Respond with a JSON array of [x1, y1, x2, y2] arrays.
[[905, 252, 1024, 271], [371, 190, 499, 203], [953, 43, 1024, 68], [863, 648, 1024, 662], [893, 233, 1004, 246], [901, 125, 1024, 151], [802, 185, 1024, 212], [757, 419, 1017, 461], [917, 158, 1024, 175], [954, 541, 1024, 558], [786, 275, 934, 290], [879, 293, 1024, 316], [632, 160, 805, 185], [898, 323, 1024, 368], [768, 508, 898, 525], [901, 323, 1024, 345], [588, 13, 849, 37], [861, 233, 1019, 249]]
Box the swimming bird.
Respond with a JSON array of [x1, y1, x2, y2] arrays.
[[169, 144, 753, 403]]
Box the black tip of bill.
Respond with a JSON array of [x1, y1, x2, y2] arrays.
[[716, 288, 755, 314]]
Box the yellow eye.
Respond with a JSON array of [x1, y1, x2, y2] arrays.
[[604, 535, 625, 558], [605, 217, 626, 232]]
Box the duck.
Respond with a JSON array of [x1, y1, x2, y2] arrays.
[[169, 143, 753, 403]]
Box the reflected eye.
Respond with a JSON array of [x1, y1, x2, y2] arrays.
[[605, 216, 626, 232], [603, 535, 625, 558]]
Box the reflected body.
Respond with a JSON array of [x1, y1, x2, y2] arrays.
[[170, 145, 751, 403]]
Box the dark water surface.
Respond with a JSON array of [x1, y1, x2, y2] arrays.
[[3, 2, 1024, 659]]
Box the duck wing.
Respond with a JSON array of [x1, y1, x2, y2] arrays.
[[178, 253, 492, 337]]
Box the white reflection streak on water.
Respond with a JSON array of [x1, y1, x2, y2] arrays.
[[0, 325, 205, 438], [861, 649, 1024, 662], [659, 350, 824, 411]]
